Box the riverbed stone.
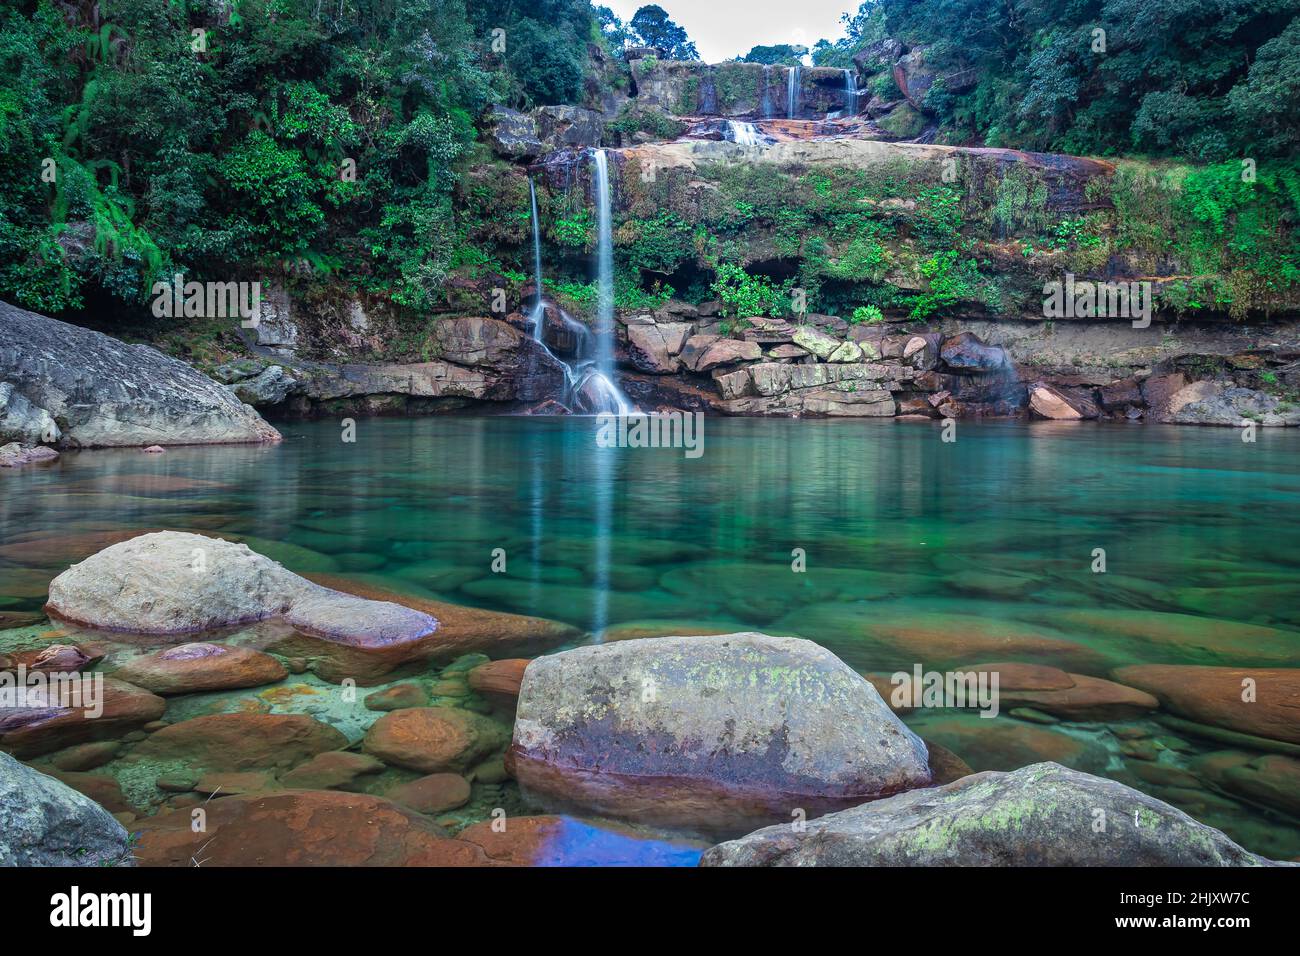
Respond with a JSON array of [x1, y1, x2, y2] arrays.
[[130, 713, 348, 772], [0, 677, 166, 758], [133, 790, 494, 866], [114, 642, 287, 694], [700, 762, 1271, 866], [278, 750, 385, 790], [386, 772, 472, 813], [509, 633, 931, 835], [1112, 665, 1300, 745], [364, 707, 509, 773], [0, 751, 135, 866]]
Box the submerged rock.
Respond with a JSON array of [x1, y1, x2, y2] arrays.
[[1113, 665, 1300, 745], [363, 707, 509, 773], [114, 642, 287, 695], [458, 814, 707, 867], [133, 790, 495, 866], [0, 677, 166, 758], [0, 751, 135, 866], [131, 713, 348, 772], [0, 299, 280, 447], [700, 762, 1271, 866], [508, 633, 932, 835], [0, 441, 59, 467]]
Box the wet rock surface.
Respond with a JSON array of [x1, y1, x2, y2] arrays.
[[0, 751, 135, 866], [509, 633, 931, 835], [701, 762, 1272, 866], [0, 300, 280, 447]]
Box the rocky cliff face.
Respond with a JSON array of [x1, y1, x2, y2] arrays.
[[0, 300, 280, 447]]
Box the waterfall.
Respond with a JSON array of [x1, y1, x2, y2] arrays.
[[787, 65, 800, 119], [528, 179, 545, 341], [844, 69, 858, 115], [589, 149, 631, 416], [726, 120, 763, 146]]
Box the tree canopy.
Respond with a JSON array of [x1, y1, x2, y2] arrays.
[[627, 4, 699, 60]]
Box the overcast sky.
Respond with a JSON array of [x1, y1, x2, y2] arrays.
[[600, 0, 854, 63]]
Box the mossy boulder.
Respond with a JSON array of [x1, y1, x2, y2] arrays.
[[701, 762, 1274, 866]]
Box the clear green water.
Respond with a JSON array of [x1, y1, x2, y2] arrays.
[[2, 416, 1298, 858]]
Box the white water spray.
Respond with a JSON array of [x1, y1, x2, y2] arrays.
[[787, 65, 800, 119], [590, 149, 631, 416]]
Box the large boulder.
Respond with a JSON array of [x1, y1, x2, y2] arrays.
[[627, 323, 692, 373], [508, 633, 932, 835], [0, 751, 135, 866], [483, 105, 542, 159], [0, 299, 280, 447], [45, 532, 442, 684], [1172, 386, 1300, 427], [700, 762, 1271, 866]]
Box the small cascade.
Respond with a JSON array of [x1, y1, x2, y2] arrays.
[[726, 120, 763, 146], [527, 179, 545, 341], [787, 65, 800, 119], [843, 68, 859, 115], [588, 149, 632, 416]]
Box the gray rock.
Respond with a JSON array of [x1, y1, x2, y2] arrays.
[[791, 325, 841, 360], [0, 751, 134, 866], [0, 381, 60, 444], [510, 633, 931, 835], [252, 285, 299, 348], [483, 106, 542, 160], [0, 441, 59, 468], [0, 299, 280, 448], [45, 531, 436, 645], [1173, 386, 1300, 427], [700, 762, 1272, 866], [232, 365, 297, 406], [534, 105, 604, 150]]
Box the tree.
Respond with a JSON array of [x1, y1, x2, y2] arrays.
[[628, 5, 699, 60], [740, 44, 807, 66]]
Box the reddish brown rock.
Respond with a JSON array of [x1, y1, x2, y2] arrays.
[[467, 659, 529, 709], [193, 771, 282, 796], [386, 773, 472, 814], [131, 713, 348, 772], [1221, 755, 1300, 817], [0, 678, 165, 758], [923, 739, 973, 785], [1113, 665, 1300, 745], [1, 643, 99, 673], [114, 643, 287, 695], [47, 770, 134, 814], [1028, 382, 1097, 420], [364, 682, 429, 712], [49, 740, 121, 771], [968, 662, 1077, 691], [957, 664, 1159, 721], [279, 750, 385, 790], [363, 707, 508, 773], [133, 791, 496, 866]]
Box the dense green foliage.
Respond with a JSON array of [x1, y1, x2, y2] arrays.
[[626, 4, 698, 60], [738, 44, 806, 66], [0, 0, 601, 316], [871, 0, 1298, 160]]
